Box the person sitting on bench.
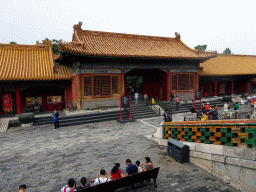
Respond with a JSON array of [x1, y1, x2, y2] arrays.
[[93, 169, 111, 185], [110, 163, 124, 180], [125, 159, 138, 176], [76, 177, 91, 190], [142, 157, 153, 171], [61, 178, 76, 192]]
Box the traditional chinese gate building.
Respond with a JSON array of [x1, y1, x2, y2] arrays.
[[0, 43, 71, 115], [199, 54, 256, 97], [58, 22, 215, 110]]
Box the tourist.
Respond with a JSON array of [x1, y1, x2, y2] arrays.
[[144, 93, 148, 103], [170, 93, 175, 104], [18, 185, 26, 192], [52, 110, 59, 129], [110, 163, 123, 180], [134, 92, 139, 104], [61, 178, 76, 192], [234, 102, 240, 116], [191, 100, 196, 113], [254, 99, 256, 111], [205, 102, 211, 119], [76, 177, 91, 190], [136, 160, 143, 173], [201, 101, 206, 114], [252, 97, 256, 108], [241, 98, 245, 111], [93, 169, 111, 185], [175, 95, 179, 110], [34, 98, 39, 113], [125, 159, 138, 176], [142, 157, 153, 171], [222, 101, 229, 115], [163, 109, 171, 122], [247, 95, 252, 107], [210, 105, 219, 120], [131, 87, 135, 98]]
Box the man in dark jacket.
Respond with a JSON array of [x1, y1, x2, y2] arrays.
[[163, 109, 172, 122], [210, 105, 219, 120]]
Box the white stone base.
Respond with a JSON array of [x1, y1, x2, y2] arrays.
[[21, 122, 33, 127]]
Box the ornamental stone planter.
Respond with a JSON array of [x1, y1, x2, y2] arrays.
[[18, 112, 34, 127], [223, 95, 232, 102]]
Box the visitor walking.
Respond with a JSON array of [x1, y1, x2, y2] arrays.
[[241, 98, 245, 111], [134, 92, 139, 104], [170, 93, 175, 104], [175, 95, 179, 110], [144, 93, 148, 103], [34, 98, 39, 113], [234, 102, 240, 117], [201, 101, 205, 114], [52, 110, 59, 129], [223, 101, 229, 115], [247, 95, 252, 107]]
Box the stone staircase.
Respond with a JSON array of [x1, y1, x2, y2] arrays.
[[33, 103, 159, 127], [0, 118, 10, 133]]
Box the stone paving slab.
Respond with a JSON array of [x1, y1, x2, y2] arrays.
[[0, 117, 239, 192]]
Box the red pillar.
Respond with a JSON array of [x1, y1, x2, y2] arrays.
[[121, 69, 125, 96], [214, 81, 218, 96], [231, 79, 234, 95], [66, 84, 71, 109], [15, 86, 22, 114], [166, 68, 171, 101]]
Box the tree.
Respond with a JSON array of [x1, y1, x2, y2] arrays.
[[223, 48, 231, 54], [194, 45, 207, 52], [9, 41, 17, 44], [42, 38, 61, 54]]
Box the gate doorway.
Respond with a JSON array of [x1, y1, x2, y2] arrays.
[[125, 69, 167, 100]]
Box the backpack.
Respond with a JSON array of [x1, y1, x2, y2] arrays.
[[234, 105, 237, 110]]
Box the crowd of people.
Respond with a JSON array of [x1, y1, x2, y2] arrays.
[[18, 157, 153, 192], [59, 157, 153, 191]]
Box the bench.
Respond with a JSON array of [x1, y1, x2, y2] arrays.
[[77, 167, 160, 192]]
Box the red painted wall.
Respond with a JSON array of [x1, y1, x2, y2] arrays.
[[71, 76, 77, 101]]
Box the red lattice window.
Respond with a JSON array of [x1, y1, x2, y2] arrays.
[[93, 76, 111, 96], [172, 74, 177, 91], [190, 74, 194, 90], [178, 74, 189, 91], [112, 76, 118, 94], [84, 77, 92, 96]]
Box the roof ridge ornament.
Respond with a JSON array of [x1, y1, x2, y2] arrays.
[[74, 21, 83, 32], [43, 39, 52, 49], [175, 32, 181, 41]]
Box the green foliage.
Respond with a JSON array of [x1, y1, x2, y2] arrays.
[[194, 45, 207, 51], [43, 38, 61, 54], [126, 76, 143, 92], [9, 41, 17, 44], [223, 48, 231, 54]]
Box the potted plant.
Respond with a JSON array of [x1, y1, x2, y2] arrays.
[[18, 112, 34, 127]]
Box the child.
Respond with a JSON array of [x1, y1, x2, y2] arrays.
[[136, 160, 143, 173], [144, 93, 148, 103]]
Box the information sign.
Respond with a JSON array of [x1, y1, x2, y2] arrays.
[[121, 96, 130, 108], [195, 91, 201, 100]]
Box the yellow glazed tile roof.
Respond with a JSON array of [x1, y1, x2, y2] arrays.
[[59, 22, 216, 60], [200, 54, 256, 76], [0, 44, 71, 81]]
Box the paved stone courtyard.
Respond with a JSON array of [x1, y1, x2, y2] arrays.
[[0, 116, 239, 192]]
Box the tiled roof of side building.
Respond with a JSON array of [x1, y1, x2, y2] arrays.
[[0, 44, 71, 81], [199, 54, 256, 76], [59, 22, 216, 60]]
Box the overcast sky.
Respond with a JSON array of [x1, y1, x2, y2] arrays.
[[0, 0, 255, 55]]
